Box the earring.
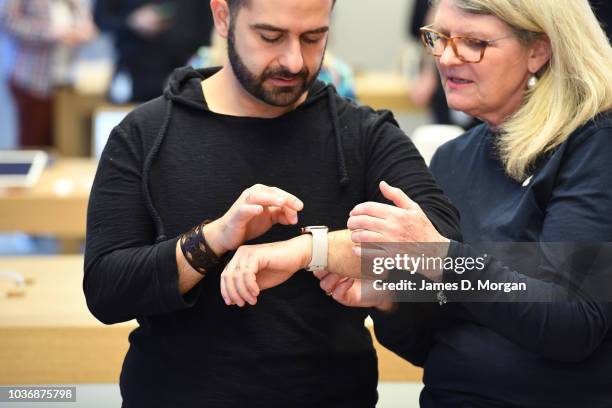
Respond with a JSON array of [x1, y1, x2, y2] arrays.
[[527, 75, 538, 89]]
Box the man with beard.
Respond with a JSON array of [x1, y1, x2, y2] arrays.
[[84, 0, 460, 406]]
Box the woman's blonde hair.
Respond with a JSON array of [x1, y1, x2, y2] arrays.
[[433, 0, 612, 180]]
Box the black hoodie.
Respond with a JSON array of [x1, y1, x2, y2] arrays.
[[84, 66, 461, 408]]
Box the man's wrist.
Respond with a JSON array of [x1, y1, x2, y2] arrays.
[[201, 220, 226, 256], [293, 234, 313, 270]]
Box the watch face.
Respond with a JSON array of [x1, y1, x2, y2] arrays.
[[301, 226, 328, 233]]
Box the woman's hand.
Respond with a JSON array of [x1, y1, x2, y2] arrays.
[[348, 181, 450, 281], [348, 181, 448, 245], [313, 270, 394, 311]]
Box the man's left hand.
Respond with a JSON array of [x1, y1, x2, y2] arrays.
[[220, 235, 310, 307]]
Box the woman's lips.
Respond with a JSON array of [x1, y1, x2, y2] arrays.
[[446, 76, 474, 90]]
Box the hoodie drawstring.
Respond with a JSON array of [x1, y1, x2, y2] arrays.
[[141, 76, 351, 244], [142, 101, 173, 244]]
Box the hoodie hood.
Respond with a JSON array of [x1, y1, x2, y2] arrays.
[[143, 66, 350, 243]]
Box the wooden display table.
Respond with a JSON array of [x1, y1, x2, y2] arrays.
[[0, 256, 132, 384], [53, 87, 106, 158], [354, 71, 420, 113], [0, 256, 422, 384], [0, 159, 96, 239]]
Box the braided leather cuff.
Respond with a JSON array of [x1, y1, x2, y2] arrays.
[[179, 221, 222, 276]]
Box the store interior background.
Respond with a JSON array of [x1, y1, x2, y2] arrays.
[[0, 0, 428, 149]]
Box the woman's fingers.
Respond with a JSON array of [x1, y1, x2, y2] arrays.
[[320, 273, 344, 293], [313, 270, 330, 280], [350, 229, 385, 244], [347, 214, 389, 233], [331, 278, 356, 303], [379, 181, 419, 210]]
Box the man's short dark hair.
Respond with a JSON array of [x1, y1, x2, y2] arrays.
[[226, 0, 336, 20], [226, 0, 248, 19]]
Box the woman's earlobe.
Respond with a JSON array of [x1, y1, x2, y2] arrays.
[[528, 36, 552, 74]]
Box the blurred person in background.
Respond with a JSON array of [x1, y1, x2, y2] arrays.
[[407, 0, 478, 129], [94, 0, 214, 103], [0, 0, 96, 147]]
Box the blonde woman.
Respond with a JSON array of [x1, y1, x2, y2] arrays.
[[317, 0, 612, 405]]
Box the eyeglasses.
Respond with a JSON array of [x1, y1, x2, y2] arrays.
[[419, 25, 513, 63]]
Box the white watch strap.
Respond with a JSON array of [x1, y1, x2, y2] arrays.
[[304, 227, 328, 271]]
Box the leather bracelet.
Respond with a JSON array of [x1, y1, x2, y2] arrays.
[[179, 220, 222, 276]]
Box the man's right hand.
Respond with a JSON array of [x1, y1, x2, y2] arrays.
[[205, 184, 304, 256]]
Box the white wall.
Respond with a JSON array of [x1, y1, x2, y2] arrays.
[[330, 0, 415, 71]]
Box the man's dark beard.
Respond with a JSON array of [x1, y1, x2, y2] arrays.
[[227, 22, 324, 107]]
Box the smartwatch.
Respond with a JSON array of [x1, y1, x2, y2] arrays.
[[301, 226, 329, 271]]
